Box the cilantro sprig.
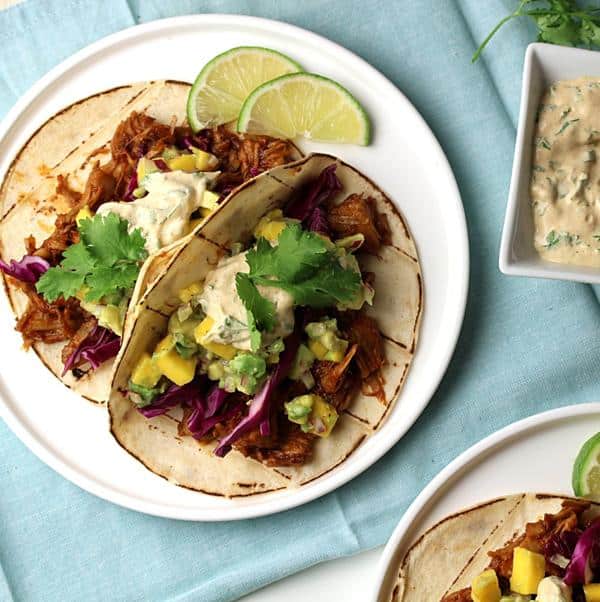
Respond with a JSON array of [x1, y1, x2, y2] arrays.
[[36, 213, 148, 303], [236, 224, 362, 347], [473, 1, 600, 63]]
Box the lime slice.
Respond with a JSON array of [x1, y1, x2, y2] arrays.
[[237, 73, 371, 145], [572, 431, 600, 498], [187, 47, 302, 131]]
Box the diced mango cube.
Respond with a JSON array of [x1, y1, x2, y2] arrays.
[[308, 338, 329, 361], [178, 282, 203, 303], [167, 154, 197, 172], [131, 352, 162, 388], [202, 341, 237, 360], [254, 210, 288, 243], [193, 317, 237, 359], [194, 316, 215, 342], [76, 206, 93, 225], [136, 157, 158, 182], [584, 584, 600, 602], [193, 149, 218, 171], [509, 547, 545, 595], [201, 190, 219, 209], [153, 334, 197, 386], [471, 569, 500, 602]]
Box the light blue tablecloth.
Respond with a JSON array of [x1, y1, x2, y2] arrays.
[[2, 1, 600, 600]]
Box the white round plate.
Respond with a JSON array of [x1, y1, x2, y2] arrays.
[[373, 402, 600, 600], [0, 15, 468, 520]]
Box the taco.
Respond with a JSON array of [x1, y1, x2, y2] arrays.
[[108, 153, 423, 497], [0, 80, 299, 403], [390, 493, 600, 602]]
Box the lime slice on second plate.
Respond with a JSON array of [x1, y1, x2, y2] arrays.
[[187, 46, 302, 131], [572, 431, 600, 498], [237, 73, 371, 145]]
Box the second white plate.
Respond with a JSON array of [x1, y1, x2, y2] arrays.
[[373, 402, 600, 600]]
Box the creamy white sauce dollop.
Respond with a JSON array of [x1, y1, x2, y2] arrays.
[[97, 170, 218, 254], [198, 252, 294, 351]]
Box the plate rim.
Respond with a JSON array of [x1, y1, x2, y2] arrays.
[[0, 13, 469, 521], [371, 401, 600, 600]]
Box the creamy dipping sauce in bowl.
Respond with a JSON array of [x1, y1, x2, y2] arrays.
[[531, 77, 600, 267]]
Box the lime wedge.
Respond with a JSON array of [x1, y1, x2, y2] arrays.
[[187, 47, 302, 131], [572, 431, 600, 498], [237, 73, 371, 145]]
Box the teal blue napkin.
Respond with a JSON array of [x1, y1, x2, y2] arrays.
[[2, 1, 600, 600]]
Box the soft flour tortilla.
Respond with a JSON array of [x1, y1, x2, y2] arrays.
[[109, 153, 423, 497], [388, 493, 600, 601], [1, 81, 218, 403]]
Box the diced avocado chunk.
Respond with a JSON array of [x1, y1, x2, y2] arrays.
[[169, 310, 205, 359], [131, 352, 162, 389], [153, 335, 197, 386], [285, 394, 339, 437], [499, 596, 531, 602], [305, 318, 337, 339], [229, 353, 266, 378], [289, 344, 316, 380], [128, 379, 167, 407], [305, 318, 349, 363], [285, 394, 314, 424]]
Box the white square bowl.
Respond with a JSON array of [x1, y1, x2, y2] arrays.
[[500, 42, 600, 284]]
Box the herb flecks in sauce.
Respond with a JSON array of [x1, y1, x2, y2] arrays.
[[531, 77, 600, 268]]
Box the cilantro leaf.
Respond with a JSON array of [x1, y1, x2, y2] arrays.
[[79, 213, 147, 264], [36, 244, 96, 302], [235, 224, 363, 345], [236, 272, 277, 339], [247, 224, 329, 283], [84, 262, 141, 302], [36, 213, 148, 303], [472, 1, 600, 63], [254, 262, 362, 308]]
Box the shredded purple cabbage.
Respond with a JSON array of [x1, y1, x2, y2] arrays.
[[124, 172, 138, 201], [286, 164, 342, 223], [154, 158, 169, 172], [137, 380, 205, 419], [305, 206, 331, 236], [0, 255, 49, 284], [62, 325, 120, 375], [248, 166, 260, 178], [564, 519, 600, 585], [175, 131, 210, 152], [545, 528, 582, 562], [190, 400, 244, 440], [214, 328, 300, 457], [205, 385, 229, 418]]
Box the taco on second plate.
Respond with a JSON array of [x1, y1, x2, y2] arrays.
[[108, 153, 423, 497], [0, 80, 299, 403], [391, 493, 600, 602]]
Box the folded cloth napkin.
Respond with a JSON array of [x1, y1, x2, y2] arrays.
[[2, 1, 600, 600]]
